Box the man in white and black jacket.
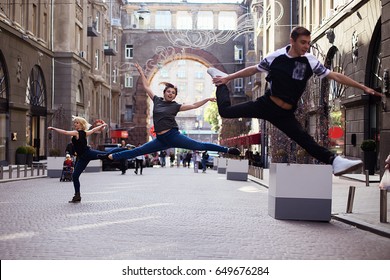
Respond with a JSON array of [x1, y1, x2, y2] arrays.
[[208, 26, 382, 176]]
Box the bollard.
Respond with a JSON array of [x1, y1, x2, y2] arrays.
[[260, 167, 263, 180], [9, 165, 12, 178], [380, 190, 388, 223], [346, 186, 356, 213], [42, 164, 46, 175], [30, 164, 34, 176], [37, 164, 40, 176], [365, 170, 369, 186], [17, 165, 21, 178], [0, 165, 3, 180], [24, 164, 27, 177]]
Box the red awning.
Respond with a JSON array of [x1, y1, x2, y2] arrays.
[[221, 133, 261, 146], [110, 130, 129, 139]]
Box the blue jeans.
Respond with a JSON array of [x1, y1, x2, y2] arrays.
[[72, 147, 123, 194], [216, 84, 334, 164], [112, 128, 229, 161]]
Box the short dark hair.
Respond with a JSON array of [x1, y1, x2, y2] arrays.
[[290, 26, 311, 41], [160, 82, 178, 95]]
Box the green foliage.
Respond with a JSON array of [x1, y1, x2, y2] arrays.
[[360, 139, 376, 151], [49, 148, 61, 157], [25, 145, 35, 154], [204, 101, 220, 132], [16, 146, 28, 154]]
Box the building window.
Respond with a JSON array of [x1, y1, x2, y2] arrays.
[[177, 11, 193, 29], [113, 69, 117, 84], [197, 11, 213, 30], [195, 71, 204, 79], [94, 50, 99, 70], [234, 45, 244, 62], [124, 105, 133, 122], [113, 34, 117, 52], [234, 78, 243, 92], [125, 44, 133, 59], [25, 66, 46, 107], [177, 70, 186, 79], [155, 11, 172, 29], [218, 11, 237, 30], [195, 82, 204, 93], [125, 74, 133, 88], [160, 68, 169, 78], [76, 83, 83, 104], [96, 12, 100, 33]]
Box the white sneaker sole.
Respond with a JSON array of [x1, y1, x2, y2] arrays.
[[333, 161, 363, 176]]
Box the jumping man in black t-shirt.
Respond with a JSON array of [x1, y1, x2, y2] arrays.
[[208, 26, 382, 176]]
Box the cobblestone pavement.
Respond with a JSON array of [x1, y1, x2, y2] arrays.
[[0, 167, 389, 260]]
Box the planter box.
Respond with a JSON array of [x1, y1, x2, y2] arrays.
[[213, 157, 218, 170], [226, 159, 248, 181], [268, 163, 332, 221], [217, 158, 228, 174], [47, 157, 102, 178], [47, 157, 64, 178]]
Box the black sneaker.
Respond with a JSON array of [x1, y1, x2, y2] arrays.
[[97, 154, 110, 160], [227, 147, 240, 155]]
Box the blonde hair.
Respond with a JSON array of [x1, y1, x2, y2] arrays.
[[72, 116, 91, 131]]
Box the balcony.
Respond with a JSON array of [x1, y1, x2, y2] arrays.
[[87, 20, 99, 37], [104, 42, 117, 56]]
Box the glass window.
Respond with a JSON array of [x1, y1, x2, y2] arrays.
[[234, 78, 243, 91], [177, 70, 186, 79], [125, 44, 133, 59], [234, 45, 244, 62], [218, 11, 237, 30], [95, 49, 99, 70], [76, 84, 83, 104], [124, 105, 133, 122], [155, 11, 172, 29], [125, 74, 133, 88], [197, 11, 213, 30], [177, 11, 192, 29]]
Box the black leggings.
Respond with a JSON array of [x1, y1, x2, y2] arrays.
[[216, 85, 334, 164]]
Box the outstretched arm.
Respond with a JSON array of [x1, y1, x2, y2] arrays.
[[326, 72, 383, 97], [180, 97, 216, 112], [48, 127, 78, 137], [85, 123, 108, 136], [134, 62, 155, 100], [213, 65, 259, 86]]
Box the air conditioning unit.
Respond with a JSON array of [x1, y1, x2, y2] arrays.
[[79, 51, 85, 58], [111, 18, 121, 27]]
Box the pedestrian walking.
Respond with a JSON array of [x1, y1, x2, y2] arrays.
[[48, 116, 123, 203], [98, 62, 240, 163], [208, 26, 382, 176], [201, 151, 209, 173], [134, 143, 145, 175]]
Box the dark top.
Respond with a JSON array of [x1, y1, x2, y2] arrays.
[[152, 95, 181, 132], [257, 45, 330, 105], [71, 130, 89, 156]]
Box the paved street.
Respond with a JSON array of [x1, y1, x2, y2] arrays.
[[0, 166, 389, 260]]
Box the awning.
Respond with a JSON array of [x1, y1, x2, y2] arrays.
[[110, 129, 129, 139], [220, 132, 261, 146]]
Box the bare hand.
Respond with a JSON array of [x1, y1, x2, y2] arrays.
[[208, 97, 217, 102], [365, 88, 384, 97], [212, 76, 229, 86]]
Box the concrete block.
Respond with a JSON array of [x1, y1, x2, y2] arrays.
[[217, 158, 228, 174], [226, 159, 248, 181], [268, 163, 333, 221], [213, 157, 218, 170]]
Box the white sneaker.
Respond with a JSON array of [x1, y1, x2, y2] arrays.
[[332, 155, 363, 176], [207, 67, 228, 78]]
